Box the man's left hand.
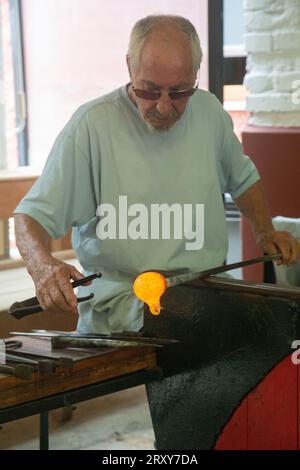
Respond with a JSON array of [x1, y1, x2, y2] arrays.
[[256, 230, 300, 266]]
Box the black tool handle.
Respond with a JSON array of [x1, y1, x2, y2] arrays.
[[9, 272, 101, 319], [71, 273, 102, 288], [10, 294, 95, 320]]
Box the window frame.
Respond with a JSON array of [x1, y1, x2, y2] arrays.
[[7, 0, 28, 166]]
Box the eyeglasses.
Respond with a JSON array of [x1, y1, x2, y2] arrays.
[[131, 82, 199, 101]]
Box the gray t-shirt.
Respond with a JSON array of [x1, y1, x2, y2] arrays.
[[15, 85, 260, 333]]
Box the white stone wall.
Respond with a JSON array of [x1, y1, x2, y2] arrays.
[[244, 0, 300, 127]]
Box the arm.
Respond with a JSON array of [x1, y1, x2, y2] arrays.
[[235, 180, 300, 265], [13, 113, 97, 314], [14, 213, 85, 314]]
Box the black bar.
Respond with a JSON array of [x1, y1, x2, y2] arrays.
[[39, 411, 49, 450], [208, 0, 224, 103], [223, 56, 246, 85]]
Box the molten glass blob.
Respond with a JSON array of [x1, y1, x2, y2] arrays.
[[133, 271, 167, 315]]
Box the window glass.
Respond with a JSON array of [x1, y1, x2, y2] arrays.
[[0, 0, 19, 170], [21, 0, 208, 167]]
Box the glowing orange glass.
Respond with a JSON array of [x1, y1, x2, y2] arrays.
[[133, 272, 167, 315]]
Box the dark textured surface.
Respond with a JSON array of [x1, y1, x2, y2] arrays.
[[144, 283, 300, 450]]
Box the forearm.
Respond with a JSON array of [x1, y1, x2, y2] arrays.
[[14, 213, 53, 278], [234, 180, 274, 239], [14, 213, 84, 313], [234, 180, 300, 264]]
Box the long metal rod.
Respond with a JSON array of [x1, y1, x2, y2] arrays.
[[51, 336, 162, 350], [5, 352, 39, 365], [166, 253, 281, 288], [8, 332, 164, 348], [29, 330, 178, 344], [10, 332, 177, 346]]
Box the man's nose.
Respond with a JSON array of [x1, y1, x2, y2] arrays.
[[156, 92, 173, 115]]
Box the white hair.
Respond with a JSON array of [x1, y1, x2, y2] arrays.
[[127, 15, 202, 75]]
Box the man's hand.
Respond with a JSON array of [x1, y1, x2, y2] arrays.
[[33, 258, 86, 314], [256, 230, 300, 266], [14, 213, 88, 314], [235, 181, 300, 266]]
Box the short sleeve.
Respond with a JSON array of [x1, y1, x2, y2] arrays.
[[14, 122, 97, 239], [216, 103, 261, 200]]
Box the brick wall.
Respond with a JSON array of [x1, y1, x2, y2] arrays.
[[244, 0, 300, 126]]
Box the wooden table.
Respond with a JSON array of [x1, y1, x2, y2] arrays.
[[0, 337, 159, 449], [3, 276, 300, 450]]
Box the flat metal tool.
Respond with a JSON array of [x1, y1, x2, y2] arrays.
[[5, 352, 55, 375], [4, 339, 23, 350], [8, 273, 102, 319], [51, 336, 163, 349], [10, 331, 178, 348], [3, 343, 74, 370], [0, 363, 32, 380], [19, 330, 178, 344]]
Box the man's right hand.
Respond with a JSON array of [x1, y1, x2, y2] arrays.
[[32, 257, 87, 314], [14, 214, 88, 315]]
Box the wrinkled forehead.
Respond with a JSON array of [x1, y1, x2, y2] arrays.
[[136, 29, 195, 85]]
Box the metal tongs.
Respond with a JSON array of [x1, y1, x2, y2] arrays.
[[8, 273, 102, 320]]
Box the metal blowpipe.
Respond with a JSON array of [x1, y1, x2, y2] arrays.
[[165, 253, 282, 288]]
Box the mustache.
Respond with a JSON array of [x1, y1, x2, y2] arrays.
[[146, 108, 179, 122]]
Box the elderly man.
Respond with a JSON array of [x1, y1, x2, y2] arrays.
[[14, 15, 300, 334]]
